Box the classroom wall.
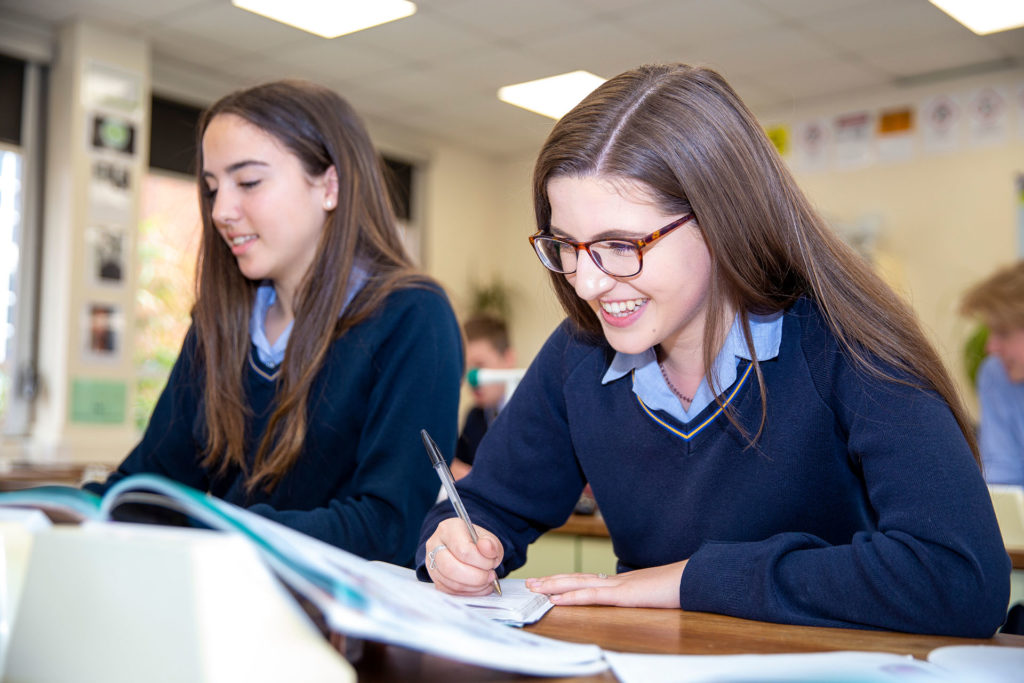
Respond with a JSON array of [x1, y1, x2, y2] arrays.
[[763, 67, 1024, 412], [474, 67, 1024, 418], [5, 20, 1023, 461], [28, 22, 151, 463]]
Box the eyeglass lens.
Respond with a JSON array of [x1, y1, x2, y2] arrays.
[[534, 238, 640, 277]]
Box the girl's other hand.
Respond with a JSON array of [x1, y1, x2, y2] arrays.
[[525, 560, 687, 608]]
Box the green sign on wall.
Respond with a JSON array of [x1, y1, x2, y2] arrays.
[[70, 378, 126, 424]]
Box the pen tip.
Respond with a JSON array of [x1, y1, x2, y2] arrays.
[[494, 580, 502, 596]]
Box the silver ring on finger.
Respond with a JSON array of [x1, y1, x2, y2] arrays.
[[597, 573, 608, 579], [428, 543, 447, 570]]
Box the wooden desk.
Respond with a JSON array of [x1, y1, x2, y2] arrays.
[[354, 606, 1024, 682], [553, 513, 610, 538], [1008, 546, 1024, 570], [0, 462, 89, 492]]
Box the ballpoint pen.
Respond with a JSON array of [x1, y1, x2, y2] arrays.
[[421, 428, 502, 596]]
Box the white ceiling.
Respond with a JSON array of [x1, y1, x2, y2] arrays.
[[2, 0, 1022, 158]]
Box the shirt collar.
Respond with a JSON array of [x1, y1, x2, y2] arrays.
[[600, 310, 783, 422], [602, 310, 782, 382], [249, 262, 369, 368]]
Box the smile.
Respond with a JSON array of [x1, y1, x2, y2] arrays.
[[229, 234, 257, 246], [600, 297, 648, 318]]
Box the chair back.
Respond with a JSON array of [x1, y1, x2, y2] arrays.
[[989, 484, 1024, 547]]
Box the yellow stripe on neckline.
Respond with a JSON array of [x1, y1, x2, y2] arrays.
[[634, 361, 753, 440], [248, 349, 281, 382]]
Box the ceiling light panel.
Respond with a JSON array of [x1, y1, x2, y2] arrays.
[[929, 0, 1024, 35], [497, 71, 606, 120], [232, 0, 417, 39]]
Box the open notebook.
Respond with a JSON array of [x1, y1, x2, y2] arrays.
[[0, 474, 606, 677]]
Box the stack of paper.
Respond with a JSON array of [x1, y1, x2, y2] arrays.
[[0, 474, 606, 677]]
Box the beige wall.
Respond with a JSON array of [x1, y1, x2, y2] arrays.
[[765, 68, 1024, 413], [29, 22, 150, 462], [8, 20, 1022, 459], [429, 68, 1024, 421], [371, 129, 564, 365]]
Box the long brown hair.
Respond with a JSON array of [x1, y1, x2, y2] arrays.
[[194, 79, 424, 493], [533, 63, 979, 463]]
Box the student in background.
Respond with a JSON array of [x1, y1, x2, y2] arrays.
[[419, 63, 1009, 637], [961, 261, 1024, 488], [86, 80, 463, 567], [451, 313, 516, 479]]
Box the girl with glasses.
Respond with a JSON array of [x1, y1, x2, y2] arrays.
[[86, 80, 463, 567], [419, 64, 1009, 636]]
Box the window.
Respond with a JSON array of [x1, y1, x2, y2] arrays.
[[0, 54, 42, 437], [0, 148, 22, 418], [133, 95, 203, 429], [134, 171, 200, 430]]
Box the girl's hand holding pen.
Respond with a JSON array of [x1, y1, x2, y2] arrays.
[[426, 517, 504, 596]]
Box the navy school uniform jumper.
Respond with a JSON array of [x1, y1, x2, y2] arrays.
[[418, 297, 1010, 636], [89, 285, 463, 568]]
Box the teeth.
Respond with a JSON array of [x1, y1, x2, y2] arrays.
[[230, 235, 257, 246], [601, 298, 647, 317]]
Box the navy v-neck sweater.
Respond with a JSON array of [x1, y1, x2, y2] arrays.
[[90, 285, 463, 567], [418, 298, 1009, 636]]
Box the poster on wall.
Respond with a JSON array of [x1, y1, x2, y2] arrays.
[[793, 118, 830, 172], [86, 225, 127, 287], [966, 86, 1009, 148], [875, 107, 915, 163], [833, 111, 874, 170], [919, 94, 961, 155], [90, 113, 137, 157], [82, 302, 123, 362], [1018, 174, 1024, 259], [1018, 82, 1024, 140], [88, 159, 132, 225], [82, 61, 142, 118], [765, 124, 790, 158], [70, 377, 127, 424]]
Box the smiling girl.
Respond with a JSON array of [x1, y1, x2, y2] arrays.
[[418, 64, 1010, 636], [87, 80, 462, 567]]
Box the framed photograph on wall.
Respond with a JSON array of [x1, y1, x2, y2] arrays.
[[86, 224, 126, 287], [82, 301, 123, 362]]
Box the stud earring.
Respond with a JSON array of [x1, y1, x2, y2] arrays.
[[325, 199, 334, 210]]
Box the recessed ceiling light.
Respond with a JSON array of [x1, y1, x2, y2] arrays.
[[232, 0, 417, 39], [498, 71, 607, 120], [929, 0, 1024, 35]]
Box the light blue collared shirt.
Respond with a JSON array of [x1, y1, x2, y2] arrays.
[[601, 311, 783, 423], [249, 264, 368, 368], [977, 355, 1024, 487]]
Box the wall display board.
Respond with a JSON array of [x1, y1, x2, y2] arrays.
[[70, 378, 126, 424]]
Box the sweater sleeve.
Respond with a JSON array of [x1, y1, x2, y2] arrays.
[[416, 322, 590, 578], [84, 327, 210, 496], [680, 338, 1010, 637], [247, 287, 464, 566]]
